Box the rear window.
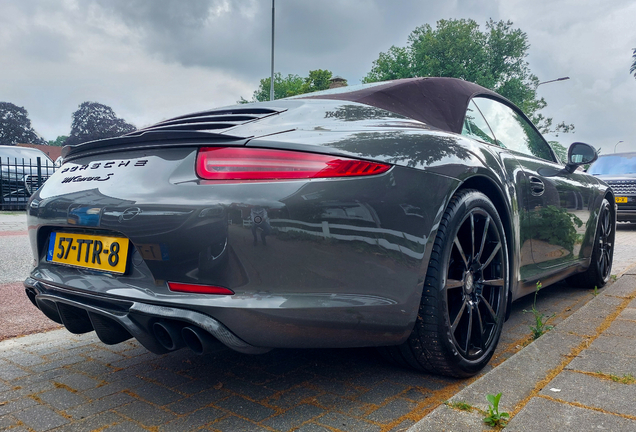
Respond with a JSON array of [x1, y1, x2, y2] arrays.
[[589, 154, 636, 175]]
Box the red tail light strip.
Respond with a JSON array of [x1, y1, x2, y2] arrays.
[[196, 147, 391, 180], [168, 282, 234, 295]]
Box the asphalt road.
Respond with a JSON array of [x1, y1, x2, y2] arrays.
[[1, 212, 635, 432]]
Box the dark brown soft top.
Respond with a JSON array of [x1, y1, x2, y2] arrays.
[[301, 77, 502, 134]]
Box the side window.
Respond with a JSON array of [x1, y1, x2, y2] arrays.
[[472, 97, 555, 162], [462, 101, 497, 145]]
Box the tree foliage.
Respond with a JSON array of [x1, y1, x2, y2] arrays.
[[364, 19, 573, 135], [0, 102, 46, 145], [48, 135, 68, 147], [66, 102, 136, 146], [244, 69, 344, 102]]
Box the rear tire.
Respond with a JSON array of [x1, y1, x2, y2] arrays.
[[567, 198, 614, 289], [379, 189, 509, 377]]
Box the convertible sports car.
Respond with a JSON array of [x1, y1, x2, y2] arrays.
[[24, 78, 614, 377]]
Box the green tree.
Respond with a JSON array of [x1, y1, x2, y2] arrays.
[[549, 141, 567, 164], [48, 135, 68, 146], [0, 102, 46, 145], [244, 69, 343, 103], [364, 19, 573, 135], [66, 102, 136, 146]]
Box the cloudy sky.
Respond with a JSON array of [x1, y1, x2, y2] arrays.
[[2, 0, 635, 153]]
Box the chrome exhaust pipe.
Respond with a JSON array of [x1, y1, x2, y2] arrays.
[[182, 326, 224, 355], [153, 321, 185, 351]]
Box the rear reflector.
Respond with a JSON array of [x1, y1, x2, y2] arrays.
[[196, 147, 391, 180], [168, 282, 234, 295]]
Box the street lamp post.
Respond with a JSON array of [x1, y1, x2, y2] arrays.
[[537, 76, 570, 87], [614, 140, 624, 153], [270, 0, 275, 101]]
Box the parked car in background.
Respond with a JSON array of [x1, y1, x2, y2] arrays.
[[23, 78, 615, 378], [0, 145, 56, 210], [588, 152, 636, 222]]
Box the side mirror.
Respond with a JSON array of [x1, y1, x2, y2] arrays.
[[565, 142, 597, 173]]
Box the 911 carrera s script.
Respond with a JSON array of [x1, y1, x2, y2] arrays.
[[61, 174, 113, 183]]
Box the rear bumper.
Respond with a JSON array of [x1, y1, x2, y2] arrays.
[[24, 277, 269, 355]]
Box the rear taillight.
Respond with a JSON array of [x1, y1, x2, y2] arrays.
[[196, 147, 391, 180], [168, 282, 234, 295]]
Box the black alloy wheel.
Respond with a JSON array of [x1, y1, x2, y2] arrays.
[[445, 205, 506, 362], [379, 189, 509, 377], [568, 198, 615, 289]]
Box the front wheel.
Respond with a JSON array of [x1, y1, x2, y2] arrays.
[[380, 189, 509, 377], [567, 198, 615, 289]]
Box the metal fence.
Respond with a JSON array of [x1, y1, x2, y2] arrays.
[[0, 157, 56, 211]]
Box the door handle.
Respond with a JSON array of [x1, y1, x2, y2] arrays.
[[529, 176, 545, 196]]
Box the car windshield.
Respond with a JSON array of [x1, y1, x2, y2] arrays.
[[588, 154, 636, 175], [0, 147, 53, 164]]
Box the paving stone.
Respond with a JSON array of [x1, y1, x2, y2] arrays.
[[53, 411, 124, 432], [65, 392, 135, 419], [313, 393, 370, 417], [160, 407, 224, 432], [82, 348, 126, 364], [588, 334, 636, 357], [129, 381, 182, 406], [555, 294, 622, 336], [172, 375, 226, 395], [13, 404, 69, 431], [401, 388, 432, 402], [115, 400, 177, 426], [38, 387, 87, 410], [143, 368, 192, 388], [214, 395, 275, 422], [69, 359, 116, 377], [82, 378, 144, 399], [7, 352, 46, 367], [262, 403, 325, 431], [604, 318, 636, 338], [566, 348, 636, 376], [109, 352, 157, 369], [366, 398, 417, 423], [266, 386, 321, 409], [0, 397, 38, 416], [220, 377, 278, 401], [309, 377, 365, 398], [30, 356, 84, 372], [622, 307, 636, 320], [0, 414, 19, 429], [505, 396, 636, 431], [208, 415, 271, 432], [540, 370, 636, 416], [316, 412, 381, 432], [0, 361, 29, 380], [356, 381, 409, 405], [389, 419, 416, 432], [102, 420, 148, 432], [407, 404, 493, 432], [261, 371, 315, 392], [166, 388, 226, 415], [54, 373, 100, 392], [294, 424, 332, 432], [448, 331, 583, 412]]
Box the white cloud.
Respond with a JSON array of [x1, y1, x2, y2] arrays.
[[0, 0, 634, 152]]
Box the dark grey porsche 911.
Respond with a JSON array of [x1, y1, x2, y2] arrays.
[[24, 78, 615, 377]]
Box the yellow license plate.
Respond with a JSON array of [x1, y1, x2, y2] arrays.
[[616, 197, 628, 203], [47, 232, 129, 274]]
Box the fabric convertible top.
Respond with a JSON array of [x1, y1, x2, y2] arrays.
[[301, 77, 503, 135]]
